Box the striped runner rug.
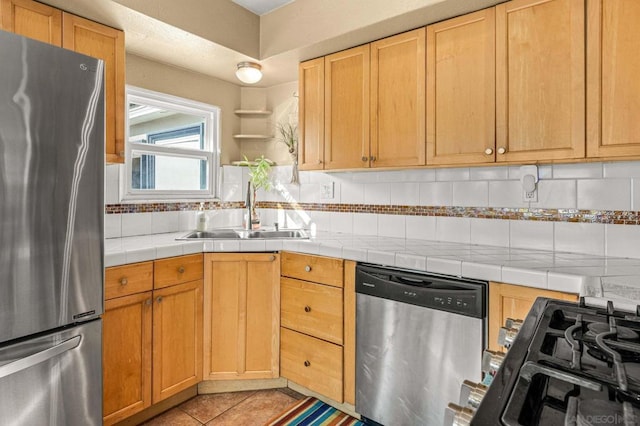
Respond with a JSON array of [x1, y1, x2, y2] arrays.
[[266, 396, 365, 426]]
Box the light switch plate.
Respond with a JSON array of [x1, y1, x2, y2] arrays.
[[321, 182, 334, 199]]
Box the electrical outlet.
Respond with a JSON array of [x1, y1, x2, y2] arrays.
[[321, 182, 334, 199], [523, 187, 538, 202]]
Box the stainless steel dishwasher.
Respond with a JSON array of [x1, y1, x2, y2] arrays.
[[355, 264, 487, 426]]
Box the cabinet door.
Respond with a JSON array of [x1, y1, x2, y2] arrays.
[[371, 29, 425, 168], [299, 58, 325, 171], [62, 13, 125, 164], [103, 292, 152, 426], [587, 0, 640, 158], [496, 0, 584, 162], [488, 282, 578, 351], [203, 253, 280, 380], [427, 9, 495, 165], [324, 45, 370, 170], [0, 0, 61, 46], [152, 280, 203, 403]]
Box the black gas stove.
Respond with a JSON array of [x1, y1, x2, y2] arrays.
[[472, 297, 640, 426]]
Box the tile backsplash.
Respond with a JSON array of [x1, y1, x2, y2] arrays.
[[105, 161, 640, 259]]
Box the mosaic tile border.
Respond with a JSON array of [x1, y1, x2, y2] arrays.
[[105, 201, 640, 225]]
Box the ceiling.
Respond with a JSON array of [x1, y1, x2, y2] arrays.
[[231, 0, 295, 16], [39, 0, 503, 88]]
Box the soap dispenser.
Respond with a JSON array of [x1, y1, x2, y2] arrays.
[[196, 202, 208, 231]]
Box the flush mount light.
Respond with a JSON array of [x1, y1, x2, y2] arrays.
[[235, 61, 262, 84]]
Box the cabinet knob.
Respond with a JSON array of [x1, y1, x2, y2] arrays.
[[119, 277, 128, 286], [370, 155, 376, 162], [304, 306, 311, 313], [145, 299, 152, 306], [304, 360, 311, 367], [304, 265, 312, 272], [484, 148, 493, 155], [361, 156, 368, 162], [497, 147, 506, 155], [270, 255, 276, 261], [178, 266, 185, 274], [317, 160, 322, 164], [156, 296, 163, 303]]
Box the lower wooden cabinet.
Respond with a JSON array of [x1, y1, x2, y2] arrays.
[[103, 291, 152, 425], [279, 252, 355, 404], [203, 253, 280, 380], [152, 280, 203, 402], [103, 255, 203, 425], [488, 281, 578, 351], [280, 327, 343, 402]]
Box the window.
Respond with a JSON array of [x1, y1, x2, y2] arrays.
[[124, 86, 221, 200]]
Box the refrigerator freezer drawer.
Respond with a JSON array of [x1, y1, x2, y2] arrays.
[[0, 319, 102, 426]]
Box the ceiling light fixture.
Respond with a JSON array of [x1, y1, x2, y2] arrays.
[[235, 61, 262, 84]]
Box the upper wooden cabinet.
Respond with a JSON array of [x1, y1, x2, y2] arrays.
[[63, 13, 125, 164], [299, 57, 325, 171], [0, 0, 61, 45], [203, 253, 280, 381], [300, 30, 426, 171], [427, 9, 496, 166], [587, 0, 640, 158], [495, 0, 585, 162], [370, 29, 426, 168], [0, 0, 125, 164], [324, 45, 371, 170]]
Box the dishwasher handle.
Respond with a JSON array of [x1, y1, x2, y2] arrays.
[[356, 265, 486, 318]]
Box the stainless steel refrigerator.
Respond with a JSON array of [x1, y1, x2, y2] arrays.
[[0, 30, 104, 425]]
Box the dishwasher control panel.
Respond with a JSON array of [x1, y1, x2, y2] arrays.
[[356, 264, 486, 319]]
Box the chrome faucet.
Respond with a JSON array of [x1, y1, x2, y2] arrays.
[[244, 182, 252, 230]]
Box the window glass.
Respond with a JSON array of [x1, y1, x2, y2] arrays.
[[124, 86, 220, 200]]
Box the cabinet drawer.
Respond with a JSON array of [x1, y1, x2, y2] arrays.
[[280, 327, 343, 402], [105, 262, 153, 300], [154, 254, 203, 289], [281, 252, 344, 288], [281, 277, 343, 345]]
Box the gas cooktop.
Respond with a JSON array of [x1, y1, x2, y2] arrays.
[[473, 298, 640, 426]]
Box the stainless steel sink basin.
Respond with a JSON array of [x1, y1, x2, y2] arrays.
[[180, 230, 241, 239], [177, 229, 309, 240], [241, 230, 308, 239]]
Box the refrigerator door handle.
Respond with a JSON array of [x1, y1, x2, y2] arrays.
[[0, 336, 81, 379]]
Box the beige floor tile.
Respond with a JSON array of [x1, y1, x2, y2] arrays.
[[206, 389, 298, 426], [142, 407, 201, 426], [178, 391, 257, 423]]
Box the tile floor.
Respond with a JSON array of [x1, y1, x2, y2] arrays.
[[142, 388, 304, 426]]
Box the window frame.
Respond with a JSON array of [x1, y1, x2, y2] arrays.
[[123, 85, 221, 201]]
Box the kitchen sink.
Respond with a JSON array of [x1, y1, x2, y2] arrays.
[[177, 229, 309, 240], [240, 230, 308, 239], [180, 230, 241, 239]]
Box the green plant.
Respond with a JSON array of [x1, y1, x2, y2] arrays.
[[244, 155, 273, 192], [277, 123, 298, 156]]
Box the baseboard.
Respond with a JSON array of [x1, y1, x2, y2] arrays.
[[286, 381, 360, 419], [198, 377, 288, 394], [113, 385, 197, 426]]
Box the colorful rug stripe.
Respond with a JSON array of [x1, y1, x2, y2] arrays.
[[267, 397, 364, 426]]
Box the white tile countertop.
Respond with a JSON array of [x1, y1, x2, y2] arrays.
[[104, 230, 640, 310]]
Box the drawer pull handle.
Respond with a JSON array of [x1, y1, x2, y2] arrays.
[[119, 277, 128, 286], [305, 265, 312, 272], [304, 306, 311, 313], [304, 360, 311, 367], [178, 266, 185, 274]]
